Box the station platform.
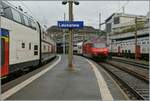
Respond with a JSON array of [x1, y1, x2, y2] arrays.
[[1, 55, 128, 100]]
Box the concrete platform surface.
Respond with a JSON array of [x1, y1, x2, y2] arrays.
[[1, 55, 128, 100], [5, 55, 100, 100]]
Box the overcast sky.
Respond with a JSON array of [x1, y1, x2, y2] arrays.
[[10, 0, 149, 29]]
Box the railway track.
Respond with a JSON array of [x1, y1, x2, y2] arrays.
[[99, 62, 149, 100], [112, 57, 149, 69], [107, 61, 149, 83]]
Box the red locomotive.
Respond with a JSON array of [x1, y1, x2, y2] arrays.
[[82, 41, 109, 61]]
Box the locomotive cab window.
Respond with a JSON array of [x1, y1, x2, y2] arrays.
[[93, 43, 106, 48]]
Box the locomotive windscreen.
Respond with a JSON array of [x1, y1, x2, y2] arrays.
[[93, 43, 106, 48]]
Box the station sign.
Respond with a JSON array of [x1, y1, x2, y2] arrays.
[[57, 21, 84, 29]]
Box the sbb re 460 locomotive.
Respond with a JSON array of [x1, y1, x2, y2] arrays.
[[76, 38, 109, 61], [82, 41, 109, 61]]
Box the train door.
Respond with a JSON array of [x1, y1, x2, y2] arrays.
[[118, 46, 121, 56], [136, 45, 141, 58], [1, 28, 9, 77]]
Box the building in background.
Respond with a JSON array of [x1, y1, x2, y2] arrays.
[[105, 12, 149, 60]]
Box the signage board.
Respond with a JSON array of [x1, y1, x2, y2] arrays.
[[57, 21, 84, 29]]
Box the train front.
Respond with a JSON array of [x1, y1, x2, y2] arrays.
[[90, 43, 109, 60]]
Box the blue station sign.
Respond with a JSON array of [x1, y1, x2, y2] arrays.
[[57, 21, 84, 29]]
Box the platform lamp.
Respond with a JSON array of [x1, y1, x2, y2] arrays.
[[62, 0, 79, 70]]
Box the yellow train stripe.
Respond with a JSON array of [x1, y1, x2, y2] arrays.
[[1, 37, 9, 42]]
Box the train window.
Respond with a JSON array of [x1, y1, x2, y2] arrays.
[[34, 45, 38, 50], [1, 38, 5, 66], [28, 18, 36, 29], [128, 50, 131, 53], [34, 51, 38, 55], [23, 15, 29, 26], [44, 45, 46, 50], [142, 41, 146, 44], [1, 2, 13, 20], [147, 41, 149, 44], [29, 43, 31, 50], [22, 43, 25, 48], [19, 13, 25, 25], [11, 8, 21, 23], [31, 20, 36, 29], [130, 42, 132, 45]]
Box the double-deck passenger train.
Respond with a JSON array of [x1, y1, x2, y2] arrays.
[[1, 1, 56, 77], [110, 33, 149, 60]]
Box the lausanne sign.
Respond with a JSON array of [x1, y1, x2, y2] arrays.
[[57, 21, 84, 29]]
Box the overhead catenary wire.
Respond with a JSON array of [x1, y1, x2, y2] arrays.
[[115, 0, 130, 13]]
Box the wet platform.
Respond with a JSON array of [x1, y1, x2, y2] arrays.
[[1, 55, 128, 100]]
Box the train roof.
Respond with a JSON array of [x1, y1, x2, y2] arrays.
[[2, 1, 37, 22], [84, 36, 107, 44]]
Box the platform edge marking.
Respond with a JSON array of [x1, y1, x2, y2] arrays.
[[1, 55, 61, 100], [85, 59, 113, 100]]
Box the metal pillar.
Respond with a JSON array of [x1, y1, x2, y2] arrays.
[[63, 13, 66, 54], [135, 16, 138, 61], [99, 13, 101, 31], [68, 1, 74, 70]]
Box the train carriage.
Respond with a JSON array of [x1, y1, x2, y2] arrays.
[[76, 42, 83, 55], [110, 33, 149, 60], [0, 1, 56, 77], [40, 27, 56, 63], [1, 1, 40, 76]]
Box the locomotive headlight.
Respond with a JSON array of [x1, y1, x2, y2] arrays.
[[93, 52, 98, 56]]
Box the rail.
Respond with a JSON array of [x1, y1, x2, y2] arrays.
[[112, 57, 149, 69], [99, 62, 149, 100]]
